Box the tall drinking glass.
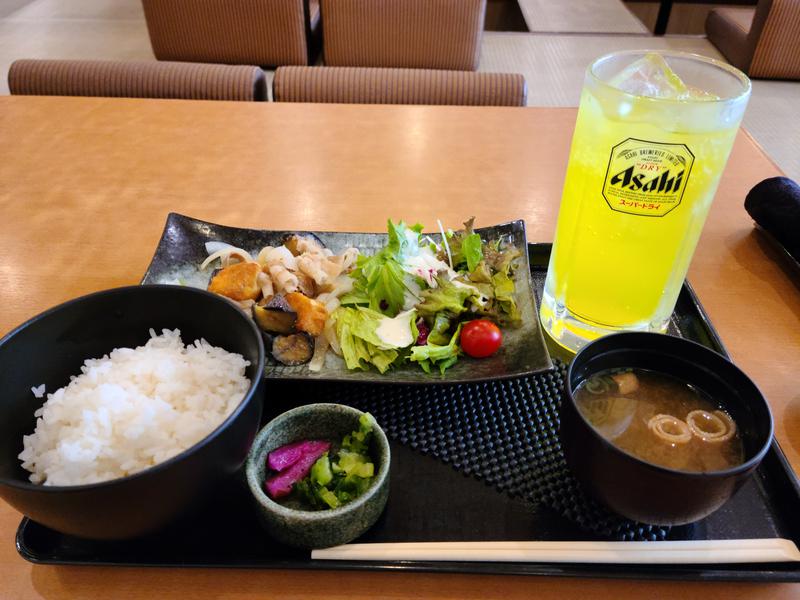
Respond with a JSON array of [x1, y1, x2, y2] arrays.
[[540, 51, 751, 353]]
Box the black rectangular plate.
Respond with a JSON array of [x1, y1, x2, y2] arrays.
[[16, 244, 800, 582], [140, 213, 552, 384]]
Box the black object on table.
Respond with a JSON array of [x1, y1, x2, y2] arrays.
[[745, 176, 800, 267]]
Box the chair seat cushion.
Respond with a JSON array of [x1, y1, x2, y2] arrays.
[[273, 66, 527, 106], [706, 7, 755, 71], [8, 59, 268, 101]]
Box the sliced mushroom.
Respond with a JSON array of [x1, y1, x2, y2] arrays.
[[272, 332, 314, 366]]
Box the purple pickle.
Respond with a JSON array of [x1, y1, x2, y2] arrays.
[[265, 440, 331, 499], [267, 439, 330, 472]]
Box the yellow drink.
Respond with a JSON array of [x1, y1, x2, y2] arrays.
[[541, 52, 750, 352]]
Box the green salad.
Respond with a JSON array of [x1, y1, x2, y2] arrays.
[[331, 218, 522, 374]]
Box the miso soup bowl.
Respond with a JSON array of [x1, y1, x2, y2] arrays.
[[561, 332, 773, 526]]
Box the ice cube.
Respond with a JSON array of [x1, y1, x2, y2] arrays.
[[678, 86, 720, 102], [610, 53, 688, 99]]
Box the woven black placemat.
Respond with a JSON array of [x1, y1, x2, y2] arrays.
[[292, 361, 670, 542]]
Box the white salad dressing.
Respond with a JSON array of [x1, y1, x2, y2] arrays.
[[375, 310, 417, 348]]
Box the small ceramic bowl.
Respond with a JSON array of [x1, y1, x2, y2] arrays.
[[245, 403, 390, 549], [561, 332, 773, 526]]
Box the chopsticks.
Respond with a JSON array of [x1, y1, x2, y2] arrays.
[[312, 539, 800, 564]]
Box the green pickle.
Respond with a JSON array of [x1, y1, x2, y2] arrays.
[[292, 413, 377, 511]]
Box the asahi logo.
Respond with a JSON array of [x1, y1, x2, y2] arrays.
[[602, 138, 694, 217], [609, 165, 684, 194]]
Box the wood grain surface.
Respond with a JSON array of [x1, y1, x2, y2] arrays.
[[0, 96, 798, 599]]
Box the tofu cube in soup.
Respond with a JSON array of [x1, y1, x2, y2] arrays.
[[611, 372, 640, 395]]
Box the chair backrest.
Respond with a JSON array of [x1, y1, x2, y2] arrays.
[[141, 0, 313, 67], [748, 0, 800, 78], [273, 66, 527, 106], [320, 0, 487, 71], [8, 59, 268, 101]]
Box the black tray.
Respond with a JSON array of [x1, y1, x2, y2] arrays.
[[16, 244, 800, 582]]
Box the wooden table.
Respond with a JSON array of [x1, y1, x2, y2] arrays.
[[0, 96, 798, 599]]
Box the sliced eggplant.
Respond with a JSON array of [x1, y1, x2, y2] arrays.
[[265, 294, 292, 310], [282, 233, 325, 257], [271, 332, 314, 366], [253, 304, 296, 335]]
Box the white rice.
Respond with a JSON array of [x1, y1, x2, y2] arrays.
[[18, 329, 251, 486]]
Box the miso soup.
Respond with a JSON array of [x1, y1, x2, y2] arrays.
[[574, 368, 743, 472]]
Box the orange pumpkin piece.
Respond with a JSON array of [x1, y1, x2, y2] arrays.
[[285, 292, 328, 337], [208, 262, 262, 301]]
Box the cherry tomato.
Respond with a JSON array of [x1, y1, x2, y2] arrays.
[[460, 320, 502, 358]]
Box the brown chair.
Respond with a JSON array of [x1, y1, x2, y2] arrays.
[[8, 59, 268, 101], [706, 0, 800, 79], [273, 66, 526, 106], [320, 0, 487, 71], [141, 0, 320, 67]]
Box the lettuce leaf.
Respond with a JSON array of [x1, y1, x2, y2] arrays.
[[332, 306, 411, 373], [416, 278, 476, 320], [346, 219, 423, 316], [427, 312, 453, 346], [443, 217, 483, 273], [409, 324, 463, 375], [491, 271, 521, 327], [461, 233, 483, 273]]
